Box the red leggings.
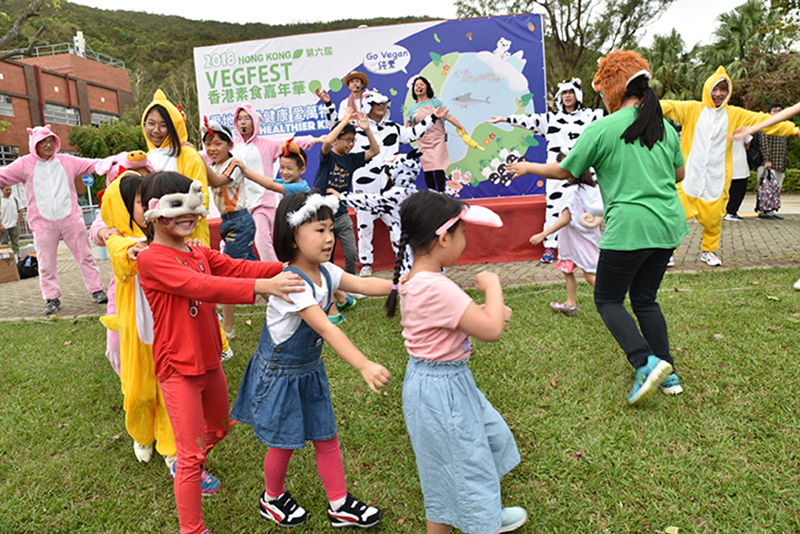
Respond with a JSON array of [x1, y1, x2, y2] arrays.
[[160, 366, 230, 534], [264, 434, 347, 501]]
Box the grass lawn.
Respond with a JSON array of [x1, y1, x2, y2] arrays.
[[1, 266, 799, 533]]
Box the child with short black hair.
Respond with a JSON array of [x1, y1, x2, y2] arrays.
[[203, 118, 259, 341], [231, 191, 392, 529], [313, 107, 380, 276], [385, 191, 527, 534], [136, 171, 304, 534]]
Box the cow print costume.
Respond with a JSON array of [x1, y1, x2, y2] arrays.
[[507, 79, 606, 248], [337, 150, 422, 274], [324, 91, 439, 269]]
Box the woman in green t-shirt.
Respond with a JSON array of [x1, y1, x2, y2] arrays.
[[508, 50, 688, 406]]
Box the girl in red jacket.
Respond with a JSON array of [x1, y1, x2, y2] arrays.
[[136, 171, 304, 534]]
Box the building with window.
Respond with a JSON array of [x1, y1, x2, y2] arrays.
[[0, 40, 133, 166]]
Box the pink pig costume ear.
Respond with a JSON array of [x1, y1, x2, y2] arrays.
[[435, 204, 503, 236], [144, 180, 208, 223]]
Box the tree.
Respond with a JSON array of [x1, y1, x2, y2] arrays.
[[698, 0, 792, 86], [0, 0, 49, 61], [67, 115, 147, 159], [640, 29, 700, 100], [455, 0, 677, 90]]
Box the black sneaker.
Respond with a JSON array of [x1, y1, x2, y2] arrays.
[[259, 491, 308, 527], [327, 493, 384, 528], [45, 298, 61, 315], [92, 290, 108, 304]]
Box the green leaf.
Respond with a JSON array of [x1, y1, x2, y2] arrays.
[[292, 48, 303, 59], [430, 52, 442, 66], [434, 33, 441, 43]]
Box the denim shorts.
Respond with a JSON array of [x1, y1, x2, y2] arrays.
[[220, 209, 257, 260]]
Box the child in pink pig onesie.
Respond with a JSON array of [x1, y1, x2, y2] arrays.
[[232, 104, 322, 261], [0, 125, 106, 315], [89, 151, 155, 376]]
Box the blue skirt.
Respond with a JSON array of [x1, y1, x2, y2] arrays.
[[231, 354, 338, 449], [402, 356, 520, 534]]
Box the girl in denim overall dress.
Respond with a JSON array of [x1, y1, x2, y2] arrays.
[[231, 191, 393, 529]]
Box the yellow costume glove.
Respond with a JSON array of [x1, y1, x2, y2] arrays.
[[457, 128, 486, 151]]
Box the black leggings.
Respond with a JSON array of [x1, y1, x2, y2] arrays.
[[424, 170, 447, 192], [726, 179, 748, 215], [593, 248, 675, 371]]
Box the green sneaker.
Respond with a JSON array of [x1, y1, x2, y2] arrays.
[[627, 355, 672, 405], [329, 313, 346, 325], [336, 295, 356, 313]]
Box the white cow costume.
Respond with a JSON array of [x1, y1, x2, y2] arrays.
[[323, 91, 439, 270], [0, 125, 103, 303], [505, 79, 606, 248], [336, 150, 422, 274]]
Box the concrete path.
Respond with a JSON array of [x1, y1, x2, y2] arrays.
[[2, 193, 800, 321]]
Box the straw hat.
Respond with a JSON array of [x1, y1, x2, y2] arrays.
[[343, 71, 369, 87]]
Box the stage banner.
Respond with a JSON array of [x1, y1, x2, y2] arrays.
[[194, 14, 548, 198]]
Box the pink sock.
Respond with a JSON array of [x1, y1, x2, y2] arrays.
[[314, 435, 347, 502], [264, 447, 294, 499]]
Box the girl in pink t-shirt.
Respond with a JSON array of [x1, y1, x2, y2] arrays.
[[385, 191, 527, 534]]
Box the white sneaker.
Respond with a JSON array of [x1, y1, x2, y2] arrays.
[[221, 347, 234, 362], [164, 455, 177, 469], [793, 278, 800, 291], [133, 442, 153, 463], [700, 251, 722, 266], [667, 255, 675, 267], [359, 265, 372, 277], [490, 507, 528, 533]]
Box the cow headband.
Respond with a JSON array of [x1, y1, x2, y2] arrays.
[[144, 180, 208, 222], [287, 194, 339, 227]]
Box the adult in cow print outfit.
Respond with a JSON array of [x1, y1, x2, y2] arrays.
[[323, 90, 446, 276], [327, 150, 423, 276], [488, 79, 606, 262]]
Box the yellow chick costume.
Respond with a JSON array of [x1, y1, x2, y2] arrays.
[[661, 66, 799, 253], [100, 176, 176, 459], [141, 89, 210, 246]]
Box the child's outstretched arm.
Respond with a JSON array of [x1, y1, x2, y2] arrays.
[[231, 158, 287, 194], [530, 208, 570, 245], [359, 113, 380, 162], [338, 272, 393, 297], [458, 271, 511, 342], [299, 305, 392, 394], [254, 272, 306, 303], [507, 161, 572, 181]]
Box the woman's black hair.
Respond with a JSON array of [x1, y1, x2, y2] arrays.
[[411, 76, 434, 101], [385, 191, 464, 317], [281, 145, 308, 170], [118, 174, 144, 230], [146, 105, 182, 158], [139, 171, 194, 243], [272, 189, 335, 262], [620, 74, 664, 150]]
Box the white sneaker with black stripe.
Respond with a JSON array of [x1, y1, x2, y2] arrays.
[[327, 492, 383, 528], [260, 491, 309, 527]]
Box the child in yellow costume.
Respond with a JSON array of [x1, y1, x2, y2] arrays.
[[100, 173, 176, 468], [141, 89, 210, 246], [141, 90, 233, 358], [661, 66, 800, 266]]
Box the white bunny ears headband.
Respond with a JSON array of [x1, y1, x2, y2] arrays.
[[144, 180, 208, 223], [287, 194, 339, 227]]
